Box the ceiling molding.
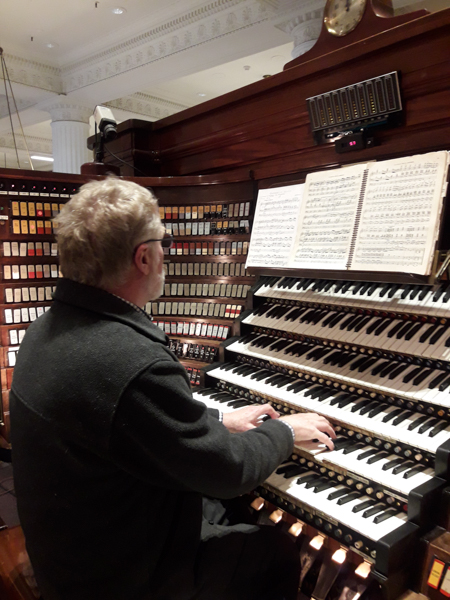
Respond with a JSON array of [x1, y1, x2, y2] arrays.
[[0, 52, 62, 94], [62, 0, 270, 94], [105, 93, 189, 121], [0, 133, 52, 154]]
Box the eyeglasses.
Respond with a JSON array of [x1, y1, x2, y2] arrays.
[[133, 233, 173, 256]]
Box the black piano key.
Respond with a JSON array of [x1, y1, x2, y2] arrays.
[[388, 364, 409, 380], [386, 321, 404, 339], [283, 465, 307, 478], [418, 287, 432, 301], [358, 357, 379, 373], [373, 509, 399, 524], [418, 418, 439, 434], [429, 421, 449, 438], [433, 283, 447, 302], [343, 443, 366, 455], [352, 282, 365, 295], [429, 325, 449, 345], [387, 284, 400, 298], [276, 463, 297, 474], [305, 476, 325, 489], [382, 408, 404, 423], [405, 322, 424, 341], [419, 324, 438, 344], [353, 316, 372, 332], [286, 380, 309, 392], [338, 394, 361, 409], [328, 487, 350, 500], [359, 282, 372, 295], [403, 465, 426, 479], [304, 385, 324, 398], [395, 322, 415, 340], [349, 355, 370, 371], [428, 371, 448, 389], [439, 375, 450, 392], [197, 388, 215, 396], [357, 448, 379, 460], [400, 285, 412, 300], [227, 400, 250, 408], [392, 411, 413, 426], [379, 284, 391, 298], [403, 366, 422, 384], [366, 318, 385, 335], [328, 313, 347, 328], [322, 311, 340, 327], [381, 457, 404, 471], [379, 362, 400, 378], [317, 389, 336, 402], [337, 492, 361, 505], [297, 473, 320, 484], [366, 283, 379, 296], [407, 414, 429, 431], [344, 314, 364, 331], [333, 437, 354, 451], [392, 461, 415, 475], [220, 362, 236, 371], [352, 499, 376, 513], [358, 401, 379, 416], [329, 393, 350, 407], [362, 504, 385, 518], [368, 403, 390, 418], [373, 319, 392, 335], [350, 399, 370, 413], [367, 452, 389, 464], [313, 480, 336, 493], [409, 286, 421, 300], [372, 360, 391, 377]]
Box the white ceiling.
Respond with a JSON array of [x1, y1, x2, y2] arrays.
[[0, 0, 448, 171]]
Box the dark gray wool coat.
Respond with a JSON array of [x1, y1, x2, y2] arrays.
[[10, 278, 293, 600]]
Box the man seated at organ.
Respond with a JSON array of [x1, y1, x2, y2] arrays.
[[10, 177, 335, 600]]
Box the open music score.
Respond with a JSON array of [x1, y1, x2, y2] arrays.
[[352, 153, 448, 273], [245, 184, 304, 268], [247, 151, 449, 276]]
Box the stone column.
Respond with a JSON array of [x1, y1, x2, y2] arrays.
[[40, 98, 92, 174], [259, 0, 326, 59]]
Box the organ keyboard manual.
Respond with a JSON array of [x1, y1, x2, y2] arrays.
[[197, 150, 450, 600]]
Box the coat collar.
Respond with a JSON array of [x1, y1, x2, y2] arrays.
[[53, 278, 169, 345]]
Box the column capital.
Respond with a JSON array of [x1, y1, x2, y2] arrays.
[[38, 97, 93, 123]]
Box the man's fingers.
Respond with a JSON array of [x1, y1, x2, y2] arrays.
[[315, 431, 335, 451], [259, 404, 280, 419]]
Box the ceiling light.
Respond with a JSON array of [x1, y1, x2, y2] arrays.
[[112, 7, 126, 14], [45, 43, 58, 49], [198, 93, 206, 97], [31, 155, 54, 162]]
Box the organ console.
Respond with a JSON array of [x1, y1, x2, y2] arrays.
[[199, 274, 450, 598]]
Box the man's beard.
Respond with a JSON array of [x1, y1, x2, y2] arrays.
[[148, 270, 165, 301]]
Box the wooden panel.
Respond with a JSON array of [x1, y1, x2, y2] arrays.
[[100, 8, 450, 180]]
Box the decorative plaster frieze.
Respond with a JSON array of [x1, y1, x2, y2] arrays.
[[105, 93, 189, 121], [0, 52, 62, 93], [0, 133, 52, 154], [62, 0, 270, 94], [258, 0, 325, 58]]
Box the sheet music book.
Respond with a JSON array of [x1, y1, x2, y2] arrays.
[[247, 151, 449, 276]]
